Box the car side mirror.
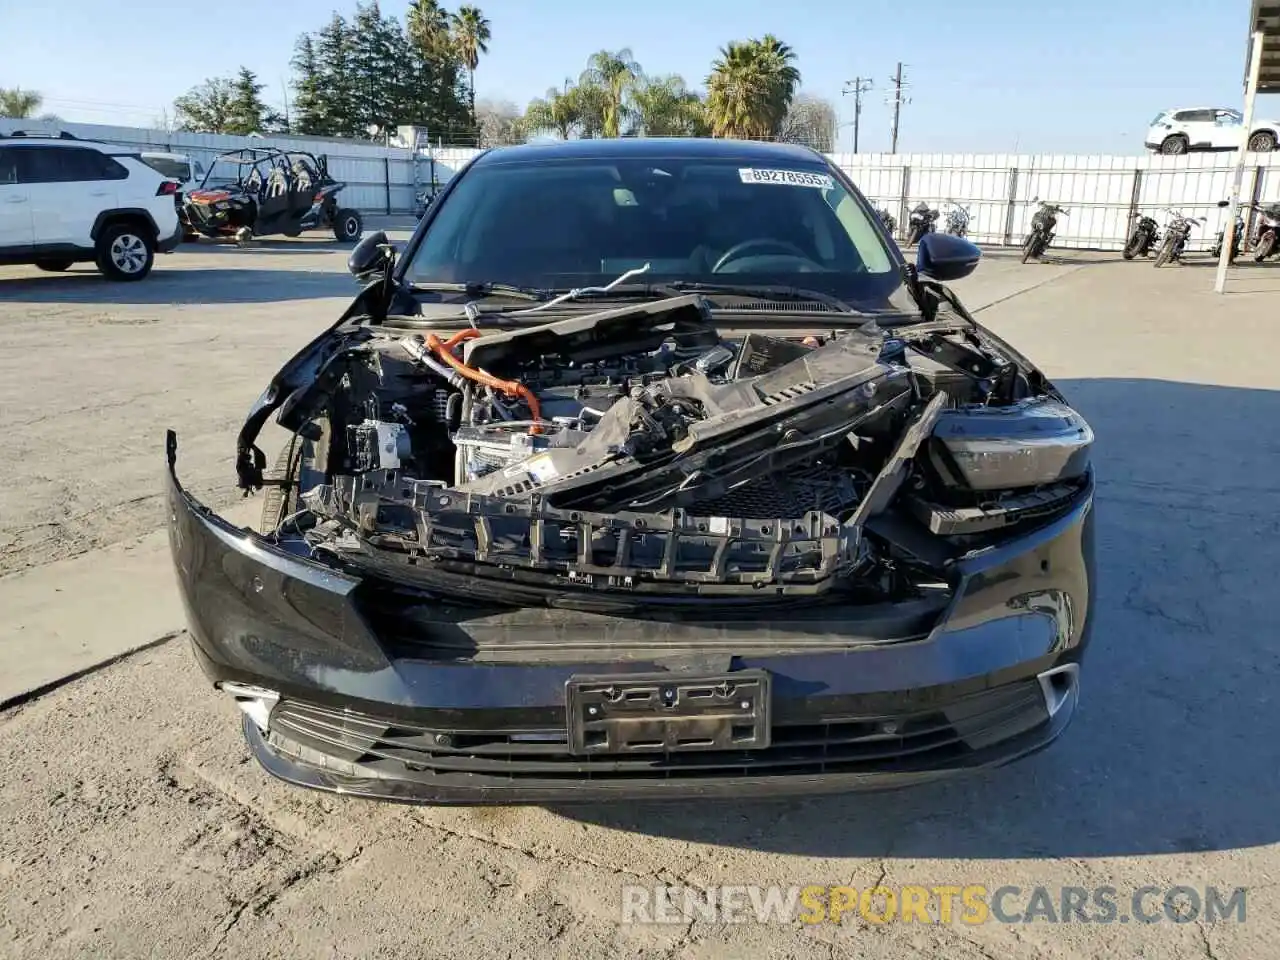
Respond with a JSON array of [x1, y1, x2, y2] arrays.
[[917, 232, 981, 282], [1217, 200, 1231, 208], [348, 230, 392, 282]]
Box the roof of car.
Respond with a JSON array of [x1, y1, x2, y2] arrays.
[[0, 135, 114, 150], [473, 137, 824, 166]]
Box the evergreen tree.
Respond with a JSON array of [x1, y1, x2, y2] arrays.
[[290, 34, 329, 136], [225, 67, 281, 135], [313, 14, 361, 138]]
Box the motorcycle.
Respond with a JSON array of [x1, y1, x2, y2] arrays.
[[1021, 198, 1069, 263], [942, 199, 972, 237], [1123, 212, 1161, 260], [876, 207, 897, 236], [905, 202, 940, 245], [1249, 201, 1280, 262], [1209, 199, 1242, 263], [1152, 208, 1204, 268]]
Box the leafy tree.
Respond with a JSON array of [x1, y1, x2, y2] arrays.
[[777, 93, 836, 152], [579, 49, 641, 139], [173, 78, 235, 133], [629, 75, 707, 137], [0, 87, 43, 119], [705, 35, 801, 140], [450, 5, 490, 126], [474, 98, 523, 146]]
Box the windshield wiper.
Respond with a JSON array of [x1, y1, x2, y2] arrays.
[[407, 281, 547, 302], [590, 281, 858, 313]]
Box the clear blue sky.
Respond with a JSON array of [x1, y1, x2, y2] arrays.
[[3, 0, 1275, 153]]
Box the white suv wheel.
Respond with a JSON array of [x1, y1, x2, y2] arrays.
[[110, 233, 148, 274]]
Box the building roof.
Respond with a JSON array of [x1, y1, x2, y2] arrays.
[[474, 137, 824, 166], [1251, 1, 1280, 93]]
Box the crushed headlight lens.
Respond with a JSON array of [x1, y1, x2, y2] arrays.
[[932, 399, 1093, 491]]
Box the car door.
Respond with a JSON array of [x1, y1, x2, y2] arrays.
[[1174, 110, 1216, 149], [20, 146, 120, 249], [0, 147, 34, 254], [1211, 110, 1244, 149]]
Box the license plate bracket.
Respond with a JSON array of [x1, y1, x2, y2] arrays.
[[566, 671, 771, 755]]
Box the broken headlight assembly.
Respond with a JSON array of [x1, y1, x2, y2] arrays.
[[932, 399, 1093, 490], [907, 398, 1094, 535]]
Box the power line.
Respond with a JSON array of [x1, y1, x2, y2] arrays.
[[841, 77, 873, 154], [885, 62, 911, 155]]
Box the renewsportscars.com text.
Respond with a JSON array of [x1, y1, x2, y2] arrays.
[[621, 884, 1247, 926]]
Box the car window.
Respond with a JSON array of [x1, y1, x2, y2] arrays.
[[1148, 112, 1168, 126], [142, 156, 192, 180], [1215, 110, 1241, 125], [14, 146, 125, 183], [0, 148, 17, 185], [406, 156, 899, 305]]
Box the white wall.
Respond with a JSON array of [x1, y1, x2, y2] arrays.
[[4, 118, 1279, 249]]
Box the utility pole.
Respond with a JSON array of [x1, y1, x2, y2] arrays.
[[841, 77, 873, 153], [886, 62, 911, 154]]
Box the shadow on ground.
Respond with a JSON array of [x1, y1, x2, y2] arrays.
[[554, 377, 1280, 859], [0, 267, 358, 304]]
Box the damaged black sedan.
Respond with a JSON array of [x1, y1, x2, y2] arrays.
[[166, 138, 1094, 804]]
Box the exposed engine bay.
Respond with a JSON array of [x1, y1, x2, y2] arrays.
[[265, 295, 1092, 602]]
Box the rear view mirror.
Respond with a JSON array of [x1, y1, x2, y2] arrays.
[[348, 230, 392, 282], [917, 232, 981, 282]]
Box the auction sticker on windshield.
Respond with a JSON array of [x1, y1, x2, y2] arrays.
[[739, 168, 834, 189]]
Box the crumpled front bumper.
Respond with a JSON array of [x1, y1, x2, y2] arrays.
[[166, 432, 1096, 803]]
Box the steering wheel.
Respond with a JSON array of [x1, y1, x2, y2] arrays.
[[712, 238, 813, 273]]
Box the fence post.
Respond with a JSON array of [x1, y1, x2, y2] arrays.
[[1126, 168, 1143, 231], [898, 165, 911, 240], [1003, 167, 1019, 245], [384, 158, 391, 215]]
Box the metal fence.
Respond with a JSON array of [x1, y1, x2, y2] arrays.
[[831, 152, 1280, 252]]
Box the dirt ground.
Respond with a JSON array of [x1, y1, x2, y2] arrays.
[[2, 230, 1279, 959]]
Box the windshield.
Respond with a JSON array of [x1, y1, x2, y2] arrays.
[[403, 155, 901, 306], [141, 156, 192, 181], [1149, 112, 1169, 126], [202, 156, 260, 189]]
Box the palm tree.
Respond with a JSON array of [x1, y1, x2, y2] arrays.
[[451, 5, 491, 126], [704, 36, 801, 140], [579, 49, 641, 138], [524, 82, 582, 140], [0, 87, 43, 119], [406, 0, 451, 58], [629, 75, 707, 137]]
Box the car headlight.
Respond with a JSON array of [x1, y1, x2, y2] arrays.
[[931, 399, 1093, 491]]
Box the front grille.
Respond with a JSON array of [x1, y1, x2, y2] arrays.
[[264, 682, 1049, 783]]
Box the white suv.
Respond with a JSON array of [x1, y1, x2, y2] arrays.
[[1145, 107, 1280, 155], [0, 135, 184, 280]]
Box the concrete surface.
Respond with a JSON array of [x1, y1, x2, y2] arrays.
[[2, 233, 1279, 959]]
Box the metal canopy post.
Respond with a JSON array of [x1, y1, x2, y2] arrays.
[[1216, 29, 1266, 293]]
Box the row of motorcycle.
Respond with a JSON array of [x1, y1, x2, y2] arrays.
[[875, 198, 1280, 267], [1123, 201, 1280, 267]]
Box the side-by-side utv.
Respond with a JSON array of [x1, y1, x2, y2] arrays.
[[181, 148, 364, 244]]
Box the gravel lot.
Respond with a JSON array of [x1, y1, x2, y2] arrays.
[[2, 230, 1279, 959]]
